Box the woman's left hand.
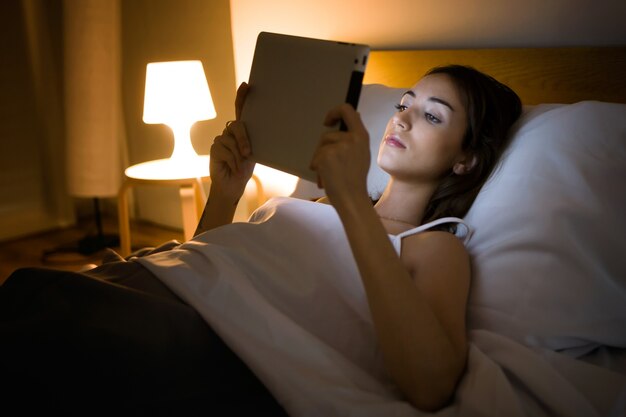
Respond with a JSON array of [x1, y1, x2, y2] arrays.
[[310, 104, 371, 204]]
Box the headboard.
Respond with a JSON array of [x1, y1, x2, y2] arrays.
[[363, 47, 626, 104]]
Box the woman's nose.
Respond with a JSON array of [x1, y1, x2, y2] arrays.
[[393, 113, 410, 131]]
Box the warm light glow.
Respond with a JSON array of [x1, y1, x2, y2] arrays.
[[253, 164, 299, 197], [143, 60, 216, 163], [143, 60, 215, 125], [125, 156, 211, 180]]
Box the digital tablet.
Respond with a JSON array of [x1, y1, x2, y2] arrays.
[[240, 32, 369, 183]]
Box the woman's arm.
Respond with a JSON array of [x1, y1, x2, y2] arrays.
[[194, 83, 255, 236], [334, 195, 469, 411], [193, 183, 243, 237], [311, 104, 469, 411]]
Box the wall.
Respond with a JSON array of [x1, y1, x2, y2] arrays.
[[122, 0, 236, 228], [230, 0, 626, 85]]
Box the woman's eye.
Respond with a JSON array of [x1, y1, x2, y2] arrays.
[[394, 103, 408, 112], [425, 113, 441, 124]]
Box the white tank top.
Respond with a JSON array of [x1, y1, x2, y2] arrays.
[[389, 216, 471, 254], [137, 197, 471, 417]]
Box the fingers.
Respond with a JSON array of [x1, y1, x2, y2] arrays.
[[212, 135, 241, 173], [226, 121, 251, 157], [310, 107, 371, 195], [309, 131, 346, 174], [235, 82, 249, 120], [323, 103, 367, 136], [225, 120, 251, 157], [212, 119, 251, 174]]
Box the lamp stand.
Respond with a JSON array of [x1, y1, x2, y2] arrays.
[[42, 197, 120, 264], [76, 197, 120, 255]]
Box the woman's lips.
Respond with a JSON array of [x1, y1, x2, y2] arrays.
[[384, 135, 406, 149]]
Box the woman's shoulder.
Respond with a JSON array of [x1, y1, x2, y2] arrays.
[[401, 229, 469, 265], [404, 229, 467, 248], [399, 230, 471, 297]]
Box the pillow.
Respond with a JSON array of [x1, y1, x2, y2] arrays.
[[464, 101, 626, 354], [291, 84, 406, 200]]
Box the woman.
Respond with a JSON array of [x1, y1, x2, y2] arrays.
[[1, 65, 521, 415]]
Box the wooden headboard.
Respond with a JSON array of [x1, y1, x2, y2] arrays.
[[363, 47, 626, 105]]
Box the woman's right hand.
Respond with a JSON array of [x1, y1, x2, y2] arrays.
[[310, 103, 371, 206], [209, 83, 255, 203]]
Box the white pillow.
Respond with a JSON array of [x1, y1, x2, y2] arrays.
[[464, 101, 626, 354], [291, 84, 406, 200]]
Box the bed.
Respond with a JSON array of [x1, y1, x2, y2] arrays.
[[100, 46, 626, 416], [283, 46, 626, 416]]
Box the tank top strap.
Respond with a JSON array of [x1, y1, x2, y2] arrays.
[[390, 217, 472, 255]]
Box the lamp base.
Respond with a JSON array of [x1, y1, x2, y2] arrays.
[[76, 233, 120, 255], [41, 233, 120, 265], [41, 197, 120, 265]]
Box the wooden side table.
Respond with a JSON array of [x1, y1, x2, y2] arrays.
[[117, 156, 264, 257]]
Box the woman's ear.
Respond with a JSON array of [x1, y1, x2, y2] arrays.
[[453, 154, 478, 175]]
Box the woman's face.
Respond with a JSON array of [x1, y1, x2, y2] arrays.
[[377, 73, 469, 184]]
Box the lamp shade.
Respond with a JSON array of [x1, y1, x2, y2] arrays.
[[143, 60, 216, 126]]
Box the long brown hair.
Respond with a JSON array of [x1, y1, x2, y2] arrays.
[[421, 65, 522, 224]]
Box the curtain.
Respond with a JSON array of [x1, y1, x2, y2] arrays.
[[0, 0, 76, 241], [63, 0, 125, 198]]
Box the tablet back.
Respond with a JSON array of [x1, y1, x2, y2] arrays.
[[240, 32, 369, 183]]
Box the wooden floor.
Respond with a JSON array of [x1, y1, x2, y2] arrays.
[[0, 217, 183, 285]]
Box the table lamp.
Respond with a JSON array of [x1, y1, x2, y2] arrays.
[[135, 60, 215, 179]]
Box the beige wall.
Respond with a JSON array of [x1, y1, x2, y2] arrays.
[[230, 0, 626, 85], [122, 0, 236, 228]]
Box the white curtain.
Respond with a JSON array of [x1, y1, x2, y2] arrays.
[[63, 0, 124, 197], [0, 0, 76, 242]]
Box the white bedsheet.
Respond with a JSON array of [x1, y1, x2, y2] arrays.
[[138, 197, 626, 417]]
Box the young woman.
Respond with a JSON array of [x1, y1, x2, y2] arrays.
[[1, 65, 521, 415]]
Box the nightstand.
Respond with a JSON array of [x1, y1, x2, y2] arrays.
[[117, 156, 264, 257]]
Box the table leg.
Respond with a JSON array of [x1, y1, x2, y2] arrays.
[[117, 179, 132, 257], [179, 185, 198, 241]]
